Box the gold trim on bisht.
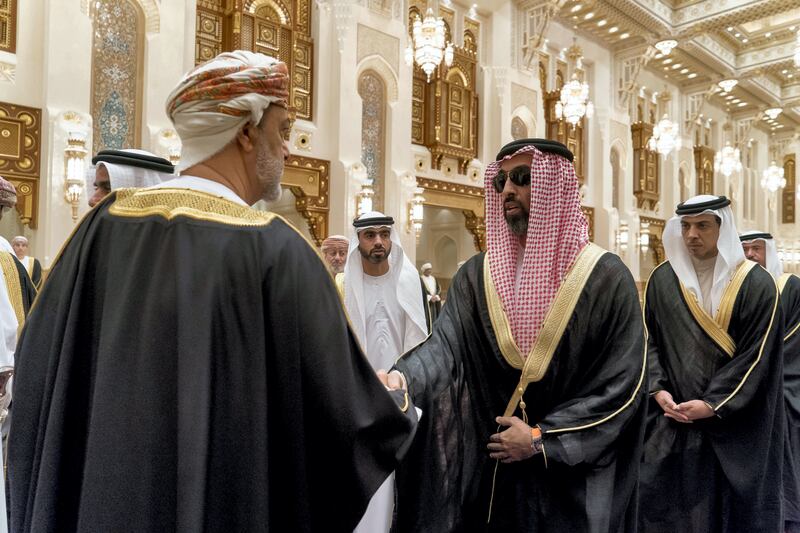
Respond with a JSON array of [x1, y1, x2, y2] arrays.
[[714, 281, 779, 412], [678, 260, 755, 358], [109, 188, 277, 227], [483, 242, 607, 418], [0, 252, 25, 331]]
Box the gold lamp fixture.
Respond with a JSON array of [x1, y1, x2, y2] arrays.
[[63, 131, 88, 222]]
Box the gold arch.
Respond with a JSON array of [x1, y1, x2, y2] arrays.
[[246, 0, 291, 24], [416, 177, 485, 252], [446, 67, 468, 87]]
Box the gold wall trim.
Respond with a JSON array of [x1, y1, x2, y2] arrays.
[[0, 102, 41, 228], [282, 154, 329, 246], [416, 176, 485, 251]]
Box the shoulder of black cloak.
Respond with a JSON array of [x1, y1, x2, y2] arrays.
[[31, 258, 42, 289]]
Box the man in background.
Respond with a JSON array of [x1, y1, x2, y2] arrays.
[[11, 236, 42, 290], [87, 149, 175, 207], [341, 211, 428, 533], [740, 229, 800, 533], [321, 234, 348, 274], [419, 262, 442, 324], [640, 196, 784, 532]]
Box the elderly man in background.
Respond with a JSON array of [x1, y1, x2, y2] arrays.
[[86, 149, 175, 207], [740, 229, 800, 533], [321, 234, 348, 274], [10, 236, 42, 290], [9, 51, 417, 532], [419, 262, 442, 324], [640, 196, 784, 532]]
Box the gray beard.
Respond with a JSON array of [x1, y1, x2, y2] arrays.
[[257, 146, 284, 203]]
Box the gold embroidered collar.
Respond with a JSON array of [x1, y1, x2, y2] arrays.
[[483, 243, 607, 417], [678, 260, 756, 357], [109, 188, 276, 227]]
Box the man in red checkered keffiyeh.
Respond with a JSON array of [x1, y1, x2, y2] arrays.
[[484, 140, 589, 355], [388, 139, 647, 532]]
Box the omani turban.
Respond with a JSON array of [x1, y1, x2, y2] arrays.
[[166, 50, 290, 172]]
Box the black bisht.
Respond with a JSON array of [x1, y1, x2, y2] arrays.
[[8, 190, 417, 532], [782, 274, 800, 526], [640, 262, 785, 532], [393, 251, 647, 532]]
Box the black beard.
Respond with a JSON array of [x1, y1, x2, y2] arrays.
[[359, 245, 389, 264], [503, 200, 529, 236]]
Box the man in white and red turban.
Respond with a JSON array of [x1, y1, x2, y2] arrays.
[[384, 139, 647, 532], [321, 234, 349, 274], [9, 51, 417, 533]]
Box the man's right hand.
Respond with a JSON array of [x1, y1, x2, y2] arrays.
[[654, 390, 690, 423], [376, 369, 406, 391]]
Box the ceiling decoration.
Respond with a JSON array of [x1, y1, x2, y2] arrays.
[[543, 0, 800, 133]]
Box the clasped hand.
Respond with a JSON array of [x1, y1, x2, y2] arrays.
[[486, 416, 535, 463], [654, 391, 714, 423]]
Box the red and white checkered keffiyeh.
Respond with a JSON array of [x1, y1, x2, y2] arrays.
[[485, 144, 589, 356]]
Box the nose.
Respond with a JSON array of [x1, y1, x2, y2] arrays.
[[282, 140, 290, 162], [501, 176, 516, 201], [88, 189, 104, 208]]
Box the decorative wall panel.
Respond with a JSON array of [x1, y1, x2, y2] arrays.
[[693, 145, 715, 195], [281, 155, 329, 245], [0, 0, 17, 53], [416, 176, 485, 251], [409, 3, 479, 174], [783, 154, 795, 224], [0, 102, 41, 227], [631, 121, 659, 210], [195, 0, 315, 121], [358, 70, 386, 213], [91, 0, 144, 153]]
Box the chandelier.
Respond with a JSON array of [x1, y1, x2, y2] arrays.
[[654, 39, 678, 56], [714, 141, 742, 178], [718, 79, 738, 93], [404, 8, 454, 82], [648, 114, 681, 156], [765, 107, 782, 120], [761, 161, 786, 193], [794, 30, 800, 68], [555, 74, 594, 126]]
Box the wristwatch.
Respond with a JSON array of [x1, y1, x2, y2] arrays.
[[530, 426, 543, 454]]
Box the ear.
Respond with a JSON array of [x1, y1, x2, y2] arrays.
[[236, 122, 259, 153]]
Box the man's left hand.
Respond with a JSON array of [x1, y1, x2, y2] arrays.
[[487, 416, 535, 463], [674, 399, 714, 421]]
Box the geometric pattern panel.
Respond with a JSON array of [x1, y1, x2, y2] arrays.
[[91, 0, 144, 154], [358, 70, 386, 213], [0, 102, 41, 227]]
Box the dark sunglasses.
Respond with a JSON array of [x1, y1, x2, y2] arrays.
[[492, 165, 531, 193]]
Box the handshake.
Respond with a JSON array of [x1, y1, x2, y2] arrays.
[[376, 369, 407, 391]]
